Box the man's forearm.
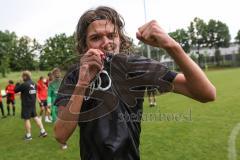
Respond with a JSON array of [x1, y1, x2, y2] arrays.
[[54, 85, 86, 144]]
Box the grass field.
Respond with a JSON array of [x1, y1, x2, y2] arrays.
[[0, 68, 240, 160]]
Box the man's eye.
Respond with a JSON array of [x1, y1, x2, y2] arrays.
[[108, 33, 116, 40], [91, 36, 100, 41]]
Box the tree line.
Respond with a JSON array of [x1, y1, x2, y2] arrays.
[[139, 18, 240, 64], [1, 17, 240, 77]]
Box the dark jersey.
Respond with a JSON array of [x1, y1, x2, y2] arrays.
[[55, 54, 177, 160], [14, 79, 37, 108]]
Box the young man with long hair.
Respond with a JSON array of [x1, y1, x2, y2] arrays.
[[54, 6, 216, 159]]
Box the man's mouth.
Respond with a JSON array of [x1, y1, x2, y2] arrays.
[[103, 43, 118, 54]]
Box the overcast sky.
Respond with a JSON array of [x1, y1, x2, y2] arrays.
[[0, 0, 239, 44]]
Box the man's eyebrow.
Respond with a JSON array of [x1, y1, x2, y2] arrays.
[[87, 32, 101, 39], [88, 31, 117, 38], [88, 33, 98, 37]]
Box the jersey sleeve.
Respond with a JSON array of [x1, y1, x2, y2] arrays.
[[14, 82, 26, 93], [162, 70, 178, 83]]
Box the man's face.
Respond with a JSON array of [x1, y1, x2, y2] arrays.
[[48, 74, 53, 81], [86, 20, 120, 54], [53, 71, 61, 79], [22, 75, 27, 81]]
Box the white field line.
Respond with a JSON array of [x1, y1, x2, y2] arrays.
[[228, 123, 240, 160]]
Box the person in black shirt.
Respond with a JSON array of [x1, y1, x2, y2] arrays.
[[0, 87, 6, 118], [146, 86, 157, 107], [54, 6, 216, 160], [15, 71, 47, 140]]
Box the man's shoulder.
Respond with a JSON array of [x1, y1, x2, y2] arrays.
[[113, 53, 153, 63], [61, 63, 80, 85], [26, 80, 36, 87]]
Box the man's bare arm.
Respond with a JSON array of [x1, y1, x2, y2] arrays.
[[54, 86, 86, 144], [53, 49, 103, 145], [166, 44, 216, 102], [136, 20, 216, 102]]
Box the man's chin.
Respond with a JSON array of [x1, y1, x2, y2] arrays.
[[105, 51, 119, 55]]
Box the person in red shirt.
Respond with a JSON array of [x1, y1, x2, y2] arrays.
[[37, 76, 51, 122], [5, 80, 15, 116]]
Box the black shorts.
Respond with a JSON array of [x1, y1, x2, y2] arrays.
[[21, 106, 37, 120], [39, 100, 48, 108], [7, 99, 15, 105], [147, 87, 157, 96]]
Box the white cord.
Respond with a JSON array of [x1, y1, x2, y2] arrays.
[[84, 70, 111, 100]]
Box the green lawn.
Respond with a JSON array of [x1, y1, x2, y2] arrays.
[[0, 68, 240, 160]]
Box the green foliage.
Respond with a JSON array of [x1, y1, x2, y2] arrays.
[[207, 19, 231, 48], [0, 30, 17, 76], [169, 29, 190, 53], [235, 30, 240, 44], [39, 33, 77, 70], [187, 17, 231, 67], [188, 17, 208, 50], [0, 31, 40, 72], [11, 36, 40, 71], [187, 17, 230, 51]]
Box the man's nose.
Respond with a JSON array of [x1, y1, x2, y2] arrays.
[[100, 36, 111, 49], [100, 37, 116, 53]]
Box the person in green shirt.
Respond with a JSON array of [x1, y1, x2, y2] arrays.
[[47, 68, 62, 123]]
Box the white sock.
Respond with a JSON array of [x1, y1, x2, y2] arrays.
[[47, 116, 52, 121], [40, 128, 45, 133], [26, 133, 31, 137]]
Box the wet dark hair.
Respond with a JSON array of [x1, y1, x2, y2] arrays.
[[22, 71, 31, 80], [52, 68, 61, 79], [8, 80, 14, 84], [75, 6, 133, 55]]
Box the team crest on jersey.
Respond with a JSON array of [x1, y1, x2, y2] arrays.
[[29, 84, 36, 94], [30, 84, 35, 89]]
